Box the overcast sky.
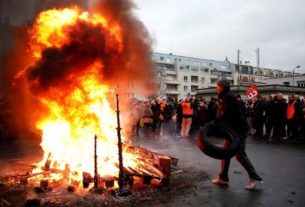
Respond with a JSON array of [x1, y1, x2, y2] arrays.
[[133, 0, 305, 72]]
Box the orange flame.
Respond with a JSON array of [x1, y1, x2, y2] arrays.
[[29, 6, 122, 59], [26, 7, 161, 184]]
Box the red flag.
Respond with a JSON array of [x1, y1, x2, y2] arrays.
[[246, 85, 259, 99]]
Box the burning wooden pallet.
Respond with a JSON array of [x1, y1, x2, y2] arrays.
[[1, 145, 177, 191]]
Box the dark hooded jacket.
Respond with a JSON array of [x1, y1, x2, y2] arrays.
[[216, 80, 249, 136]]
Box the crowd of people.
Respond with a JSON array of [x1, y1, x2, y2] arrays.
[[244, 93, 305, 143], [128, 92, 305, 144]]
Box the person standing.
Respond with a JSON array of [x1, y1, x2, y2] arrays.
[[180, 97, 194, 137], [151, 98, 162, 137], [253, 95, 266, 139], [160, 98, 175, 137], [277, 93, 287, 140], [211, 79, 263, 190], [142, 101, 153, 137], [286, 94, 302, 141], [207, 96, 217, 123], [264, 95, 275, 140]]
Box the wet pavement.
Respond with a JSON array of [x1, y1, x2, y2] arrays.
[[1, 133, 305, 207], [133, 133, 305, 207]]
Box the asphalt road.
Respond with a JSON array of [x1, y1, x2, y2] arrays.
[[0, 133, 305, 207], [133, 133, 305, 207]]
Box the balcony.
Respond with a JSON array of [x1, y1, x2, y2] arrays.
[[165, 89, 180, 94], [208, 83, 217, 88], [165, 70, 177, 75], [224, 76, 233, 80], [210, 74, 218, 78], [164, 78, 179, 84]]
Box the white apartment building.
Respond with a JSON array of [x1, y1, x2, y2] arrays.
[[152, 52, 232, 100], [152, 52, 298, 100], [153, 53, 290, 99]]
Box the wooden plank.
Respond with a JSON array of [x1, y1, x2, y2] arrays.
[[156, 155, 171, 178]]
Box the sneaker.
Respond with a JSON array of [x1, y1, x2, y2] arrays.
[[246, 179, 263, 190], [211, 176, 228, 185]]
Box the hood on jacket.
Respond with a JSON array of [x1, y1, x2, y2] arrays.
[[217, 79, 231, 99]]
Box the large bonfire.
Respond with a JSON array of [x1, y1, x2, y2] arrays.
[[14, 1, 158, 185]]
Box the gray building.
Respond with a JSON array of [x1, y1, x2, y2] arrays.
[[152, 52, 297, 100], [265, 74, 305, 88], [152, 52, 231, 100]]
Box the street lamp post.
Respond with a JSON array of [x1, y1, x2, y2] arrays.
[[292, 66, 301, 89]]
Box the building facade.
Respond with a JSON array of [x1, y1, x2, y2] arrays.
[[152, 52, 296, 100], [153, 52, 232, 100], [265, 75, 305, 88]]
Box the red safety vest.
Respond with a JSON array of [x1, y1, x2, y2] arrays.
[[286, 101, 296, 120]]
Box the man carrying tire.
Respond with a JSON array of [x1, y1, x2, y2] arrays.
[[212, 79, 263, 190]]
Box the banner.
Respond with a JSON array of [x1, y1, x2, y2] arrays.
[[246, 85, 259, 99]]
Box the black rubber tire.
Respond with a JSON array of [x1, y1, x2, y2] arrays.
[[196, 121, 240, 160]]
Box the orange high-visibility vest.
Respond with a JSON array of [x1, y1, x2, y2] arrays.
[[182, 102, 193, 115], [287, 101, 296, 120]]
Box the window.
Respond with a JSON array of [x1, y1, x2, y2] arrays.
[[191, 76, 198, 83], [210, 78, 218, 84], [160, 56, 164, 61], [166, 84, 178, 91], [191, 85, 198, 92], [283, 82, 290, 86], [298, 82, 305, 88], [180, 66, 184, 70], [166, 57, 171, 63], [184, 86, 188, 91], [167, 75, 177, 81], [186, 65, 190, 69], [297, 81, 305, 88], [235, 65, 239, 72], [184, 76, 188, 82], [201, 77, 205, 83], [209, 63, 213, 67]]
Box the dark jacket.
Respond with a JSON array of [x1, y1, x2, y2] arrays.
[[162, 103, 175, 120], [207, 99, 217, 122], [217, 85, 249, 135]]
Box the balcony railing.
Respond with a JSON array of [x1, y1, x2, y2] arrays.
[[165, 89, 179, 94], [164, 78, 179, 84]]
